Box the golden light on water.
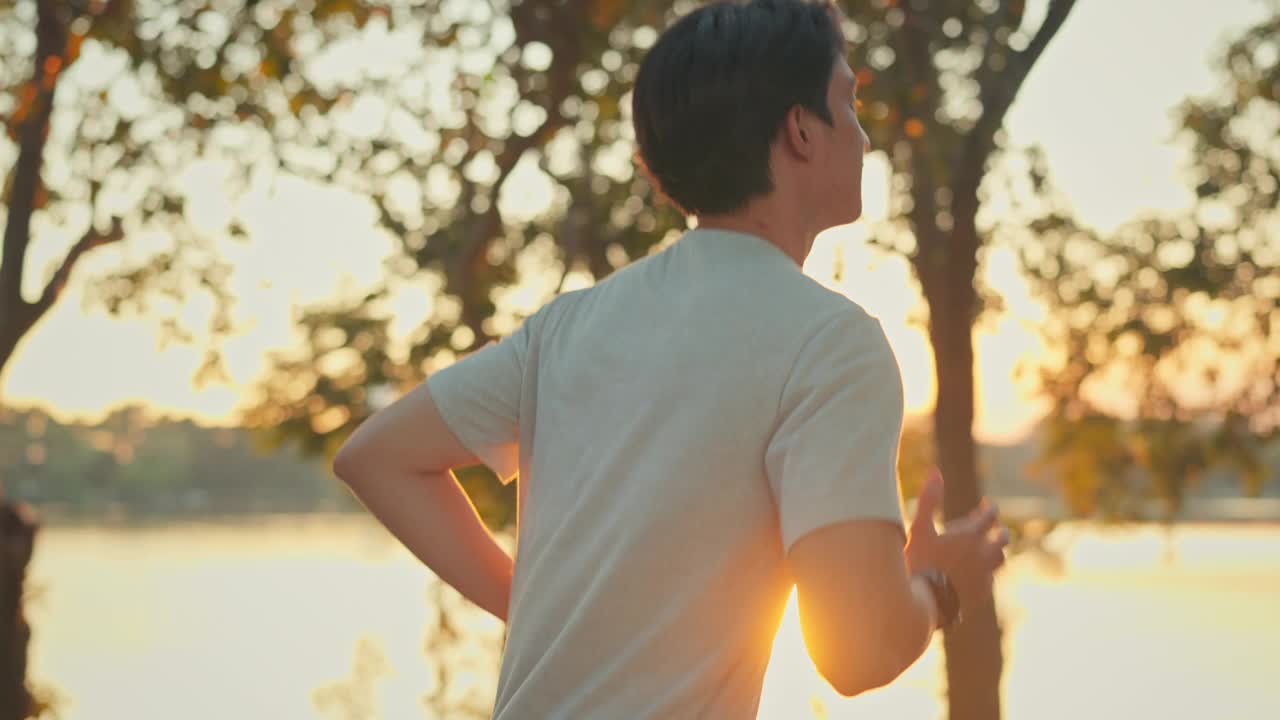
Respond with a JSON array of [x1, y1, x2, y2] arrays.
[[27, 517, 1280, 720]]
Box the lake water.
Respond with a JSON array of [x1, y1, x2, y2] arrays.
[[27, 515, 1280, 719]]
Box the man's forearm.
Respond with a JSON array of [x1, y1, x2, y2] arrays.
[[898, 575, 940, 669], [342, 468, 513, 621], [862, 573, 939, 693]]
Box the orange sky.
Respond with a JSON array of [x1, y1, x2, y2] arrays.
[[2, 0, 1266, 443]]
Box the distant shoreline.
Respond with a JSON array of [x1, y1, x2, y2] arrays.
[[995, 496, 1280, 523], [26, 506, 365, 529], [27, 499, 1280, 530]]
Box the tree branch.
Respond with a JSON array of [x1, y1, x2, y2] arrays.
[[1017, 0, 1079, 76], [25, 218, 125, 332], [897, 5, 942, 262], [954, 0, 1077, 219], [444, 3, 580, 344], [2, 0, 66, 315], [975, 0, 1027, 80]]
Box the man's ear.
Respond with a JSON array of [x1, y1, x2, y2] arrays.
[[781, 105, 817, 161]]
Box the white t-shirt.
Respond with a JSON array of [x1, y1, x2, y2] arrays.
[[427, 227, 906, 719]]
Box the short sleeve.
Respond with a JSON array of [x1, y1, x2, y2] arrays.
[[765, 311, 906, 553], [426, 319, 533, 485]]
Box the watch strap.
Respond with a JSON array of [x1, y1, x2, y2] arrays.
[[914, 567, 961, 631]]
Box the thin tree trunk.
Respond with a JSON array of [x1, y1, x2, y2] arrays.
[[0, 2, 66, 716], [902, 3, 1078, 715], [0, 503, 38, 720], [928, 257, 1003, 720], [2, 0, 64, 345]]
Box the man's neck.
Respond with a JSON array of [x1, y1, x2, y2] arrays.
[[694, 213, 812, 268]]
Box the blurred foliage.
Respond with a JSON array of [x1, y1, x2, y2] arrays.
[[453, 464, 514, 532], [240, 0, 687, 474], [313, 581, 505, 720], [312, 636, 394, 720], [237, 0, 1079, 525], [0, 0, 323, 380], [896, 419, 934, 501], [1008, 9, 1280, 520], [418, 581, 504, 717], [0, 404, 355, 517]]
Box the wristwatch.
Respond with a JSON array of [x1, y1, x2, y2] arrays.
[[914, 568, 962, 631]]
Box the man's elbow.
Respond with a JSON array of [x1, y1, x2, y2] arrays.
[[823, 656, 904, 698], [332, 440, 370, 485], [815, 620, 922, 698]]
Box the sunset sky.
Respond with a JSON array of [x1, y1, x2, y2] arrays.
[[3, 0, 1266, 443]]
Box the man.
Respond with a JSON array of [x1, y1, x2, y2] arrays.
[[333, 0, 1010, 717]]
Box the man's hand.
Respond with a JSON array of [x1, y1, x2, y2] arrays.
[[334, 384, 514, 622], [903, 468, 1010, 618]]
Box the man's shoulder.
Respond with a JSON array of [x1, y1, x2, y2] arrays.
[[527, 286, 592, 332], [784, 287, 897, 380], [534, 251, 665, 318], [780, 275, 878, 331]]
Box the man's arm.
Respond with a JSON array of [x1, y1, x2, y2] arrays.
[[789, 519, 937, 696], [787, 470, 1006, 697], [333, 382, 514, 621]]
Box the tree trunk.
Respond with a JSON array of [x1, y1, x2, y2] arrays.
[[0, 2, 67, 716], [929, 261, 1003, 720], [0, 503, 37, 720]]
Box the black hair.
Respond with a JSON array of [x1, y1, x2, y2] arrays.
[[632, 0, 845, 216]]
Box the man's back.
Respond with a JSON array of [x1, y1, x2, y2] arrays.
[[429, 228, 906, 718]]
